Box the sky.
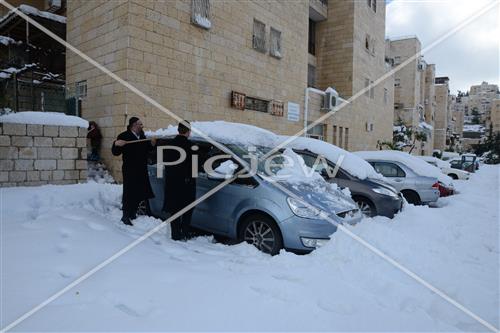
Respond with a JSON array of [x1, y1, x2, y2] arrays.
[[385, 0, 499, 94]]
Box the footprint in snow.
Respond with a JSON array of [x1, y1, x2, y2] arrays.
[[271, 274, 303, 284], [55, 243, 69, 254], [59, 228, 72, 238], [57, 265, 80, 279], [249, 285, 293, 302], [115, 303, 141, 317], [317, 300, 356, 315], [86, 221, 108, 231]]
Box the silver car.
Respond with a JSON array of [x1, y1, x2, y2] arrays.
[[359, 159, 440, 205], [145, 136, 362, 255]]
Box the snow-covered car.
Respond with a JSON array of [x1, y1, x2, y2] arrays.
[[354, 150, 450, 205], [280, 136, 403, 218], [418, 156, 470, 180], [449, 157, 475, 173], [462, 153, 479, 170], [145, 121, 362, 255]]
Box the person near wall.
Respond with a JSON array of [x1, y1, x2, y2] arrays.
[[87, 121, 102, 161], [112, 117, 156, 226], [163, 120, 197, 241]]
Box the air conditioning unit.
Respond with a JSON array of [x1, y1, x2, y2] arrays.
[[417, 62, 426, 71], [323, 89, 339, 111], [366, 122, 374, 132]]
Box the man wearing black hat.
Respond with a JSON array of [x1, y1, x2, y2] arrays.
[[163, 120, 196, 240], [112, 117, 156, 226]]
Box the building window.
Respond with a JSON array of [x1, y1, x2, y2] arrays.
[[332, 125, 337, 145], [76, 80, 87, 98], [370, 80, 374, 99], [307, 122, 325, 141], [367, 0, 371, 7], [394, 56, 401, 65], [384, 88, 388, 104], [245, 96, 269, 112], [252, 19, 266, 53], [191, 0, 211, 29], [308, 19, 316, 55], [339, 127, 344, 148], [394, 78, 401, 87], [270, 27, 282, 58], [365, 34, 370, 51], [308, 64, 316, 88], [372, 0, 377, 12], [365, 78, 370, 96]]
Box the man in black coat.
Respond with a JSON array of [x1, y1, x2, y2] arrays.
[[163, 120, 196, 240], [112, 117, 156, 226]]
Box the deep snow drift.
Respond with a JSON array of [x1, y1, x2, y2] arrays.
[[1, 166, 499, 331]]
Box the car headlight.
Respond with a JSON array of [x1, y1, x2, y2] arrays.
[[287, 197, 321, 219], [372, 187, 399, 198]]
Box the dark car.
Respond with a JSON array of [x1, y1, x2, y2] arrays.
[[295, 149, 403, 218]]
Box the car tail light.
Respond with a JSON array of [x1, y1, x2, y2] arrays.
[[432, 182, 440, 189]]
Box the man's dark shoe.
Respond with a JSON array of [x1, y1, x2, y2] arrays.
[[121, 217, 133, 226]]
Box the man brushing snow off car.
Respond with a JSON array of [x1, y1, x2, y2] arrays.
[[112, 117, 156, 226]]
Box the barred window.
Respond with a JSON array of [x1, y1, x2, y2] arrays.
[[191, 0, 211, 29], [245, 96, 269, 112], [76, 80, 87, 98], [253, 19, 266, 53], [270, 27, 282, 58]]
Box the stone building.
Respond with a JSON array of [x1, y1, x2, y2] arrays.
[[387, 36, 435, 155], [433, 76, 450, 152], [491, 98, 500, 134], [468, 81, 499, 128], [66, 0, 393, 181]]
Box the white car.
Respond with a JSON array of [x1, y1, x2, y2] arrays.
[[418, 156, 470, 180]]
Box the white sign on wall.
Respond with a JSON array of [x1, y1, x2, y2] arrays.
[[287, 102, 300, 122]]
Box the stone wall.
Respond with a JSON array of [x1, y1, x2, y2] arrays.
[[0, 122, 87, 187]]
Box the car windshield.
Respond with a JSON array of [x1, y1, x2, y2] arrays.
[[225, 144, 286, 176]]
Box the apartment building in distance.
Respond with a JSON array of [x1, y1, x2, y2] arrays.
[[468, 81, 499, 125], [387, 36, 435, 155], [433, 76, 450, 151], [66, 0, 393, 180], [491, 98, 500, 134]]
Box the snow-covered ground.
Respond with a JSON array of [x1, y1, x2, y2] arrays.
[[1, 166, 499, 331]]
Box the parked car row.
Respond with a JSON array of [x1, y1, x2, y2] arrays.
[[141, 121, 467, 255]]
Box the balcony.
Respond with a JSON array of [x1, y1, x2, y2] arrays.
[[309, 0, 328, 22]]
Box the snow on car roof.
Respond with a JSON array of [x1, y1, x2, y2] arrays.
[[0, 111, 88, 128], [279, 135, 384, 180], [418, 156, 451, 169], [354, 150, 453, 185], [148, 121, 281, 147]]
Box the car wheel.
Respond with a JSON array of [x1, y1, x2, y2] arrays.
[[136, 200, 151, 216], [401, 190, 421, 205], [239, 214, 283, 255], [354, 197, 376, 217], [448, 173, 458, 180]]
